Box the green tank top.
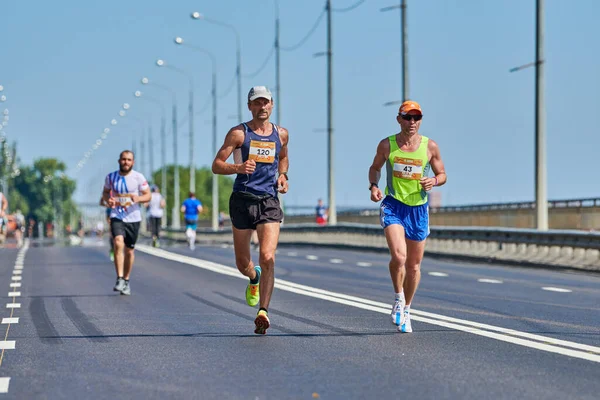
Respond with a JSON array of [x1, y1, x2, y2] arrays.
[[385, 134, 430, 206]]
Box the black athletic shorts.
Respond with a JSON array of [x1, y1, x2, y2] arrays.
[[110, 218, 141, 249], [229, 191, 283, 230]]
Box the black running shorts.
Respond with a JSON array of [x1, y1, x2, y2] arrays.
[[229, 192, 283, 230], [110, 218, 141, 249]]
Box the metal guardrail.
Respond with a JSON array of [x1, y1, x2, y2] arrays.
[[161, 223, 600, 272]]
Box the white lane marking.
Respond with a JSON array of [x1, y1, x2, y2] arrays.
[[306, 255, 319, 261], [9, 283, 21, 288], [0, 377, 10, 393], [0, 341, 15, 350], [12, 270, 22, 275], [14, 265, 23, 270], [8, 292, 20, 297], [542, 287, 572, 293], [11, 277, 22, 282], [220, 244, 229, 249], [287, 252, 298, 257], [1, 318, 18, 324], [428, 272, 449, 277], [357, 262, 372, 267], [330, 259, 343, 264], [137, 245, 600, 363], [478, 278, 503, 284], [6, 304, 20, 309]]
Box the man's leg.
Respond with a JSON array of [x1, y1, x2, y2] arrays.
[[255, 222, 280, 310], [403, 239, 426, 305], [384, 224, 407, 293], [232, 227, 255, 279], [123, 247, 135, 280], [384, 224, 408, 326], [113, 236, 125, 277]]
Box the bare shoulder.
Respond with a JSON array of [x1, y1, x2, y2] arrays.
[[377, 137, 391, 154], [277, 125, 289, 145], [225, 124, 246, 146], [427, 137, 441, 153]]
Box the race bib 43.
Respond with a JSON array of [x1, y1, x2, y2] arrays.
[[393, 157, 423, 180]]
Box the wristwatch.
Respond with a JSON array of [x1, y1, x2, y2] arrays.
[[369, 182, 378, 191], [280, 172, 289, 181]]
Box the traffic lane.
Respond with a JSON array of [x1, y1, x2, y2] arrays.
[[2, 245, 599, 399], [135, 245, 600, 400], [162, 243, 600, 347]]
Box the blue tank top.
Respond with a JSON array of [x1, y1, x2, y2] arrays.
[[232, 123, 282, 196]]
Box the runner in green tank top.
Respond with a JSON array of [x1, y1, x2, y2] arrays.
[[368, 100, 447, 333]]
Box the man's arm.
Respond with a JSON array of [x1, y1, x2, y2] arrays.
[[420, 139, 447, 191], [212, 126, 248, 175], [276, 127, 289, 193], [368, 139, 390, 202], [135, 188, 152, 204]]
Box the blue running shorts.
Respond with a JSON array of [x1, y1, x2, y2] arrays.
[[379, 195, 430, 242]]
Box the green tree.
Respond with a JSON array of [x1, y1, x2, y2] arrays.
[[13, 158, 77, 232]]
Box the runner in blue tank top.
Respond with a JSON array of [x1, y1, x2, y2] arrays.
[[212, 86, 289, 335]]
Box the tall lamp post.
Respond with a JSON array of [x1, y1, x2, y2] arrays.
[[141, 77, 177, 228], [156, 59, 196, 196], [191, 11, 243, 123], [174, 37, 219, 231], [381, 0, 409, 101], [509, 0, 547, 230]]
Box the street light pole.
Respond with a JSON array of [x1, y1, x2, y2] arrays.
[[381, 0, 409, 101], [191, 12, 243, 122], [174, 37, 220, 231], [326, 0, 337, 225], [272, 0, 281, 125], [141, 78, 174, 228], [509, 0, 547, 230], [534, 0, 547, 230]]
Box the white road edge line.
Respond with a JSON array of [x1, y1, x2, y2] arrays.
[[137, 245, 600, 363]]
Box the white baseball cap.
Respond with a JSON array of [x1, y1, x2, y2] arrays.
[[248, 86, 272, 101]]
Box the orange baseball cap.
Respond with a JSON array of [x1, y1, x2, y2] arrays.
[[399, 100, 422, 115]]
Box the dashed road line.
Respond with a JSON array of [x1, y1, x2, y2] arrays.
[[356, 262, 372, 267], [478, 278, 503, 284], [542, 287, 572, 293], [330, 259, 343, 264], [428, 272, 449, 277], [306, 255, 319, 261]]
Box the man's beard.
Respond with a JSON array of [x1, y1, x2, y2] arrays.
[[119, 165, 132, 173]]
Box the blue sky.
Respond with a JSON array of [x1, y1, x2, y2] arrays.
[[1, 0, 599, 210]]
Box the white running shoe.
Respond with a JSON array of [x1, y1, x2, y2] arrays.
[[391, 297, 406, 326], [399, 309, 412, 333]]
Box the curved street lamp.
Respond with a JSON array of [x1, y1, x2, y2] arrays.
[[156, 59, 196, 197], [174, 36, 220, 231], [191, 11, 243, 123]]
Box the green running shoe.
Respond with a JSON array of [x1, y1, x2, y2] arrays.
[[245, 266, 262, 307]]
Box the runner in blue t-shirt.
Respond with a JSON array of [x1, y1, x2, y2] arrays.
[[181, 192, 203, 250]]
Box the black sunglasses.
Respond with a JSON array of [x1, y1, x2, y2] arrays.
[[400, 114, 423, 121]]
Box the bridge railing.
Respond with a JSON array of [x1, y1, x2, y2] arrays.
[[161, 223, 600, 272]]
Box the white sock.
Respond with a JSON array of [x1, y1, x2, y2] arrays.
[[395, 292, 405, 302], [405, 304, 411, 312]]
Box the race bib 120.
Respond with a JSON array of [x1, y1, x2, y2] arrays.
[[248, 140, 276, 163]]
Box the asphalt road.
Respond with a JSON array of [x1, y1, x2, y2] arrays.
[[0, 236, 598, 399]]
